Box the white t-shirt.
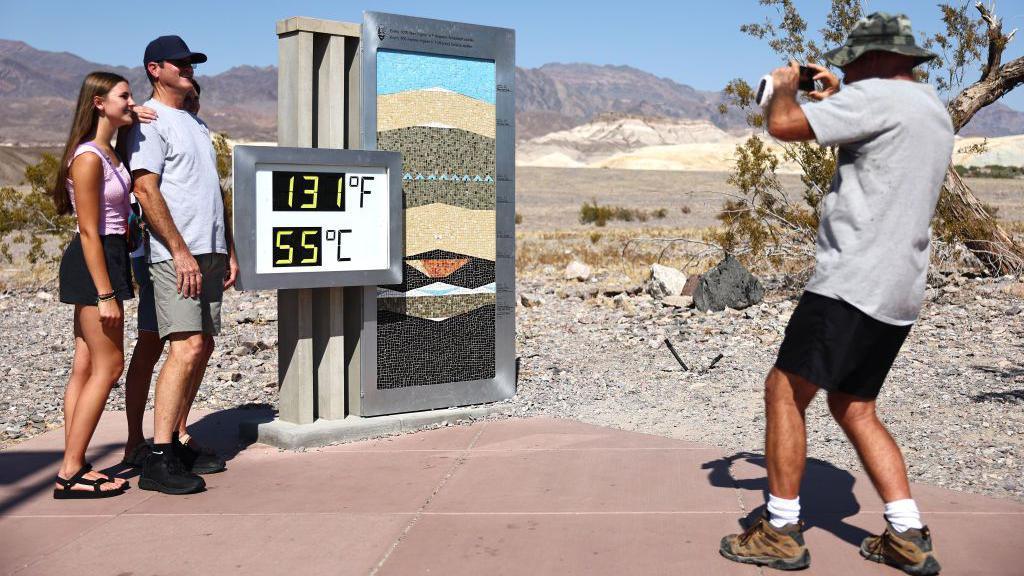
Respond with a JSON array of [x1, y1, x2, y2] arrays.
[[801, 78, 954, 325], [126, 99, 226, 263]]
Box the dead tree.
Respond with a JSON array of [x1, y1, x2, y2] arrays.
[[941, 2, 1024, 275]]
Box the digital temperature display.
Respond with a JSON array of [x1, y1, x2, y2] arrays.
[[231, 145, 402, 290], [270, 171, 375, 212]]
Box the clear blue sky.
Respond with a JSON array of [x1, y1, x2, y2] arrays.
[[4, 0, 1024, 109]]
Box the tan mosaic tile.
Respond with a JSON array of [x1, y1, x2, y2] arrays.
[[404, 203, 495, 261], [378, 293, 496, 320], [377, 89, 495, 138]]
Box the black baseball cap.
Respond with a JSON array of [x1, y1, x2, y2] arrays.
[[143, 35, 207, 66]]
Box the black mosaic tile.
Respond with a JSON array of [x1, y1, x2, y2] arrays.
[[376, 305, 496, 388]]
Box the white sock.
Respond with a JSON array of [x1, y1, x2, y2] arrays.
[[767, 494, 801, 528], [884, 498, 923, 532]]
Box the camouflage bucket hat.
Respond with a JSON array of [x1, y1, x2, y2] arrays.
[[823, 12, 938, 68]]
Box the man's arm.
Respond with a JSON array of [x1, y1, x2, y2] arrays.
[[133, 170, 203, 298], [766, 61, 816, 142], [221, 187, 238, 288]]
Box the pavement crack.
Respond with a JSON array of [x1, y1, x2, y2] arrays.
[[367, 421, 488, 576]]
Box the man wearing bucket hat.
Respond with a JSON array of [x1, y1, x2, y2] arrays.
[[719, 13, 952, 575], [127, 35, 237, 495]]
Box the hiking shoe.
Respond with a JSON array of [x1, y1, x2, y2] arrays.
[[860, 520, 941, 575], [172, 434, 226, 475], [720, 515, 811, 571], [122, 442, 152, 468], [138, 451, 206, 495]]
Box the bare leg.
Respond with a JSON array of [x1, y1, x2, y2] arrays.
[[123, 330, 165, 454], [152, 332, 206, 445], [827, 391, 912, 502], [58, 304, 125, 492], [63, 311, 92, 447], [765, 367, 819, 499], [176, 335, 213, 437]]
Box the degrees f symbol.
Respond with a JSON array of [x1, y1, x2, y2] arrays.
[[377, 26, 386, 41]]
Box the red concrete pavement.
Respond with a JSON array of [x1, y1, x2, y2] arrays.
[[1, 409, 1022, 575]]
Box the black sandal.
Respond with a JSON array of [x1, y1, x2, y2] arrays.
[[53, 464, 127, 499], [84, 461, 130, 489]]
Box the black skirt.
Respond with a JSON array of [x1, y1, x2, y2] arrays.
[[58, 234, 135, 305]]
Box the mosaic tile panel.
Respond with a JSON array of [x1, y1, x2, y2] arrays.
[[376, 49, 496, 389], [398, 180, 495, 211], [380, 125, 495, 209], [378, 281, 494, 298], [378, 293, 496, 320], [377, 305, 496, 389], [385, 251, 495, 292], [404, 203, 495, 261], [380, 126, 493, 177], [378, 90, 495, 138], [377, 51, 496, 103], [409, 258, 469, 278]]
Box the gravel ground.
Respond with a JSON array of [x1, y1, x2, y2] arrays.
[[513, 269, 1024, 503], [2, 271, 1022, 504]]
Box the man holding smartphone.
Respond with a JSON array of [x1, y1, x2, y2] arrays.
[[718, 13, 953, 575]]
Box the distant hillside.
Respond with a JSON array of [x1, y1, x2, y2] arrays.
[[959, 101, 1024, 137], [1, 39, 1023, 145], [517, 114, 739, 167], [515, 63, 749, 139], [0, 39, 275, 143]]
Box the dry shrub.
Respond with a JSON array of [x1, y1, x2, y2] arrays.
[[0, 154, 76, 266], [517, 227, 721, 283], [579, 199, 668, 227]]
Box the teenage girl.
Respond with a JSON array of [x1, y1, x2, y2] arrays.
[[52, 72, 155, 498]]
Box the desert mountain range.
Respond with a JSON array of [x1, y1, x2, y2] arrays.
[[515, 115, 1024, 172], [4, 39, 1024, 144]]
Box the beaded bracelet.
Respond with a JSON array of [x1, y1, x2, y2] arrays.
[[97, 292, 116, 303]]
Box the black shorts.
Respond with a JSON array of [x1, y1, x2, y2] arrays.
[[774, 291, 911, 399], [58, 234, 135, 305]]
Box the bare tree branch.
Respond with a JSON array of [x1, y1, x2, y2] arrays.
[[948, 2, 1024, 131]]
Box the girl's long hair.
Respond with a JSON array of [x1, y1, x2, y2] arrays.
[[52, 72, 128, 215]]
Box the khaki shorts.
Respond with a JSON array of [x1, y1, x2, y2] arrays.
[[150, 253, 226, 339]]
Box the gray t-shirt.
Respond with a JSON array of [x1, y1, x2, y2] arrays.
[[126, 99, 226, 263], [801, 78, 953, 325]]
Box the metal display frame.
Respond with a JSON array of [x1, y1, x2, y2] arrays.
[[233, 145, 403, 291], [357, 11, 516, 416]]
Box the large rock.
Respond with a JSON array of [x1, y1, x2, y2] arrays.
[[693, 255, 764, 311], [681, 275, 700, 297], [646, 264, 687, 299], [565, 260, 592, 282], [520, 293, 545, 307], [662, 295, 693, 308]]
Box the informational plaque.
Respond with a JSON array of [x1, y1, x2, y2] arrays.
[[359, 12, 515, 416], [233, 145, 403, 290]]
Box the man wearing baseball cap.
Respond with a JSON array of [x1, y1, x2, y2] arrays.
[[127, 35, 237, 495], [718, 13, 952, 575]]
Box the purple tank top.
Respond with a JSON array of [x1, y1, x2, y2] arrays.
[[67, 142, 131, 235]]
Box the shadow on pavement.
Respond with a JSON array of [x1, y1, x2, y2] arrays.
[[0, 444, 121, 515], [0, 405, 274, 515], [702, 451, 872, 547]]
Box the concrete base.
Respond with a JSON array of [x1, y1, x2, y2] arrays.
[[239, 404, 510, 449]]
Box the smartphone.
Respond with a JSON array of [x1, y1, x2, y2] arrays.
[[798, 66, 816, 92]]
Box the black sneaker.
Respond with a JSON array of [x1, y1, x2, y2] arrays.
[[138, 450, 206, 495], [172, 434, 226, 475]]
